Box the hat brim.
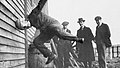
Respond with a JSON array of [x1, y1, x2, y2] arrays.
[[62, 22, 69, 26], [77, 20, 85, 23]]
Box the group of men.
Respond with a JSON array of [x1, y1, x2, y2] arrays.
[[75, 17, 112, 68], [15, 0, 112, 68]]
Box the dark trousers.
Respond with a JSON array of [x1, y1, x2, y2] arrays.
[[54, 53, 64, 68], [96, 41, 106, 68], [33, 22, 78, 58], [63, 51, 71, 68], [54, 45, 64, 68]]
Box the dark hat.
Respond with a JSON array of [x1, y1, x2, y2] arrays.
[[95, 16, 102, 21], [77, 18, 85, 23], [62, 21, 69, 26]]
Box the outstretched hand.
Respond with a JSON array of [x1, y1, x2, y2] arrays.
[[77, 38, 84, 43]]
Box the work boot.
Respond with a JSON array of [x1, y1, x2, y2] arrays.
[[46, 53, 55, 64]]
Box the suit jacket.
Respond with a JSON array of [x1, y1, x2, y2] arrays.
[[95, 23, 112, 47], [76, 26, 95, 61]]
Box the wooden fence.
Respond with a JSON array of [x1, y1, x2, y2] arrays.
[[112, 45, 120, 58]]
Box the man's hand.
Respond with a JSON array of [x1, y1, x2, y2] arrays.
[[77, 38, 84, 43], [93, 39, 96, 43]]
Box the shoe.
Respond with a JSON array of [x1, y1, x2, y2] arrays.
[[45, 54, 55, 64]]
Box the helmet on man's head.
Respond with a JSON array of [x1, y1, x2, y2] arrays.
[[95, 16, 102, 21], [62, 21, 69, 26]]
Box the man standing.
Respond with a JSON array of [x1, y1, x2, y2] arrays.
[[15, 0, 83, 64], [61, 21, 73, 68], [52, 21, 73, 68], [94, 16, 112, 68], [75, 18, 95, 68]]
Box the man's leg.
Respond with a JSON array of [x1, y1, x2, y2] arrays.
[[33, 29, 55, 64], [29, 0, 47, 15], [97, 43, 106, 68], [83, 61, 87, 68], [88, 61, 92, 68], [63, 52, 71, 68]]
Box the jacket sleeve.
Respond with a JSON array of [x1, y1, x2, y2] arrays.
[[87, 28, 94, 41], [75, 30, 79, 51], [105, 24, 111, 38]]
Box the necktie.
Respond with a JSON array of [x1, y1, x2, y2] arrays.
[[80, 26, 83, 30]]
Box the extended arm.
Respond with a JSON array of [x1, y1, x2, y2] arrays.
[[15, 0, 47, 30]]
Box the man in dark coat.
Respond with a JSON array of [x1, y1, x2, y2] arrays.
[[52, 36, 64, 68], [94, 16, 112, 68], [75, 18, 95, 68], [15, 0, 83, 64], [52, 21, 73, 68], [61, 21, 73, 68]]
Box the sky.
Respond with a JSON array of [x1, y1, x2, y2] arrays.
[[48, 0, 120, 45]]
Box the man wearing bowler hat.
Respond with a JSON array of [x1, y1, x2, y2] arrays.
[[15, 0, 83, 64], [75, 18, 95, 68], [94, 16, 112, 68]]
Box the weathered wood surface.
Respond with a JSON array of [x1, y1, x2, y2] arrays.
[[0, 0, 54, 68], [0, 0, 35, 68]]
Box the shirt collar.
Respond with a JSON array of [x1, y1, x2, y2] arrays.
[[80, 25, 85, 30], [99, 22, 102, 26]]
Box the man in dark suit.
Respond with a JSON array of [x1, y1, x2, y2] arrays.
[[61, 21, 73, 68], [94, 16, 112, 68], [15, 0, 83, 64], [75, 18, 95, 68], [52, 21, 73, 68]]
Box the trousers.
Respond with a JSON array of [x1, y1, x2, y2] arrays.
[[96, 41, 106, 68]]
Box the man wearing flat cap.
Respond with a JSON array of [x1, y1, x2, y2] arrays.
[[62, 21, 73, 68], [62, 21, 71, 33], [75, 18, 95, 68], [94, 16, 112, 68]]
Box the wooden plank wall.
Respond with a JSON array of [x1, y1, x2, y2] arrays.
[[0, 0, 48, 68]]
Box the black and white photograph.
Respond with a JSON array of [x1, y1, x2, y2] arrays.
[[0, 0, 120, 68]]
